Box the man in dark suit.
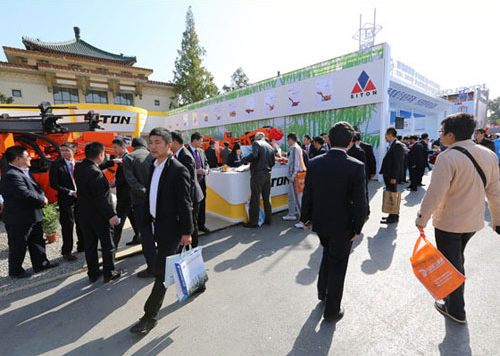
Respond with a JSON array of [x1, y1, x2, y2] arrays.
[[1, 146, 59, 278], [408, 135, 427, 191], [205, 140, 218, 168], [49, 142, 84, 261], [172, 130, 204, 247], [188, 132, 210, 233], [123, 137, 155, 278], [379, 128, 406, 224], [321, 133, 331, 151], [74, 142, 121, 283], [359, 139, 377, 180], [300, 122, 367, 321], [348, 134, 370, 217], [474, 129, 496, 152], [129, 127, 194, 335], [220, 141, 231, 165], [302, 134, 317, 159], [311, 136, 327, 158], [110, 138, 139, 248]]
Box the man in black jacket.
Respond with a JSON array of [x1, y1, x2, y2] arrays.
[[74, 142, 121, 283], [241, 132, 276, 227], [348, 133, 370, 217], [1, 146, 58, 278], [129, 127, 193, 335], [49, 142, 84, 260], [474, 129, 496, 152], [359, 139, 376, 180], [188, 132, 210, 233], [110, 138, 139, 248], [204, 140, 218, 168], [380, 128, 406, 224], [300, 122, 367, 321], [172, 130, 204, 247], [123, 137, 155, 278], [302, 134, 317, 159], [311, 136, 327, 158], [408, 136, 427, 191]]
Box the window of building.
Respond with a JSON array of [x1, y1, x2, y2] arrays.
[[154, 100, 160, 106], [70, 64, 81, 69], [85, 90, 108, 104], [53, 87, 79, 105], [113, 92, 134, 106], [12, 89, 22, 97], [17, 57, 27, 64], [37, 59, 50, 64]]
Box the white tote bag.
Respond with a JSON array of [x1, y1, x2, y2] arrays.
[[164, 245, 192, 288], [173, 247, 208, 302]]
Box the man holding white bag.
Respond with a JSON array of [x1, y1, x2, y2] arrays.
[[130, 127, 194, 335]]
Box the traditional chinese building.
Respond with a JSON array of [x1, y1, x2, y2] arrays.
[[0, 27, 175, 111]]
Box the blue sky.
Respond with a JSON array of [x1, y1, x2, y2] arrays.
[[1, 0, 499, 98]]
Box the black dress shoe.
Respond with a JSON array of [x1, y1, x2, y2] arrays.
[[10, 271, 31, 279], [77, 247, 85, 253], [199, 226, 211, 233], [318, 292, 326, 302], [104, 270, 122, 283], [130, 317, 158, 335], [324, 307, 344, 322], [33, 261, 59, 273], [419, 183, 426, 186], [263, 221, 272, 225], [63, 254, 78, 261], [243, 223, 259, 228], [381, 217, 399, 224], [126, 239, 141, 246], [137, 270, 155, 278], [89, 271, 103, 283]]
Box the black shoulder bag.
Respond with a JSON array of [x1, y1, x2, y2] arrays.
[[450, 146, 487, 187]]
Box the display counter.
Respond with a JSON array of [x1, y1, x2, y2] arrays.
[[205, 164, 289, 223]]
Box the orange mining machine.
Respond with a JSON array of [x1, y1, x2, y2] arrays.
[[0, 102, 119, 203]]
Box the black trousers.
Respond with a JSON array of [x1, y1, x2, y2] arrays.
[[409, 167, 425, 189], [249, 173, 272, 225], [80, 215, 115, 279], [6, 221, 48, 276], [383, 176, 399, 218], [134, 203, 156, 274], [197, 179, 207, 228], [192, 200, 200, 248], [58, 201, 84, 255], [435, 228, 475, 318], [415, 167, 425, 186], [113, 196, 139, 248], [317, 233, 353, 316]]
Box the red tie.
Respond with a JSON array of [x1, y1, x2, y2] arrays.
[[70, 161, 76, 188]]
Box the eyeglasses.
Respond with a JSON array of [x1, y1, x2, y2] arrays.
[[438, 130, 445, 134]]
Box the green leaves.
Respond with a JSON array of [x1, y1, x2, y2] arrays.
[[0, 92, 14, 104]]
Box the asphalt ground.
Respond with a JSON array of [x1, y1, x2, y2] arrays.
[[1, 174, 499, 356]]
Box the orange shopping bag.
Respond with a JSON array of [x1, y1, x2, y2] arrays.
[[410, 229, 465, 300]]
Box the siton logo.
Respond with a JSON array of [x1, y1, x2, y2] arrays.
[[351, 70, 377, 99]]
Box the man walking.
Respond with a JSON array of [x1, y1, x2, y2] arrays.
[[1, 146, 59, 278], [416, 113, 500, 324], [122, 137, 155, 278], [49, 142, 84, 260], [380, 128, 405, 224], [110, 138, 139, 249], [408, 135, 427, 191], [188, 132, 210, 233], [74, 142, 121, 283], [172, 130, 204, 248], [241, 132, 275, 228], [129, 127, 193, 335], [300, 122, 367, 321], [282, 133, 305, 224]]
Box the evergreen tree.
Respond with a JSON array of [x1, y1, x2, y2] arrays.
[[171, 6, 218, 108], [488, 96, 500, 125]]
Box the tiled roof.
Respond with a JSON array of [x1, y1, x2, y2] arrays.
[[147, 80, 175, 87], [22, 34, 136, 65]]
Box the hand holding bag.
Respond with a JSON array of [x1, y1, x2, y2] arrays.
[[173, 246, 209, 302], [382, 189, 401, 215], [410, 228, 465, 300], [294, 147, 307, 194]]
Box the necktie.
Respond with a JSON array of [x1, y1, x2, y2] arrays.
[[69, 161, 76, 188], [194, 149, 204, 180], [306, 145, 310, 156]]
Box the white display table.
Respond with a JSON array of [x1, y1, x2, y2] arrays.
[[205, 164, 289, 223]]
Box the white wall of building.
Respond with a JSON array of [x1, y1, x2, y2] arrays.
[[0, 71, 53, 105]]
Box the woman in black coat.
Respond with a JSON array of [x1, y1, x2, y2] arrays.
[[227, 144, 243, 167]]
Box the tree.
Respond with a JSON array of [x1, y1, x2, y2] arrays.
[[0, 92, 14, 104], [222, 67, 250, 93], [488, 97, 500, 125], [171, 6, 218, 108]]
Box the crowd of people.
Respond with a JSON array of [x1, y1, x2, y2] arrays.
[[2, 112, 500, 332]]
